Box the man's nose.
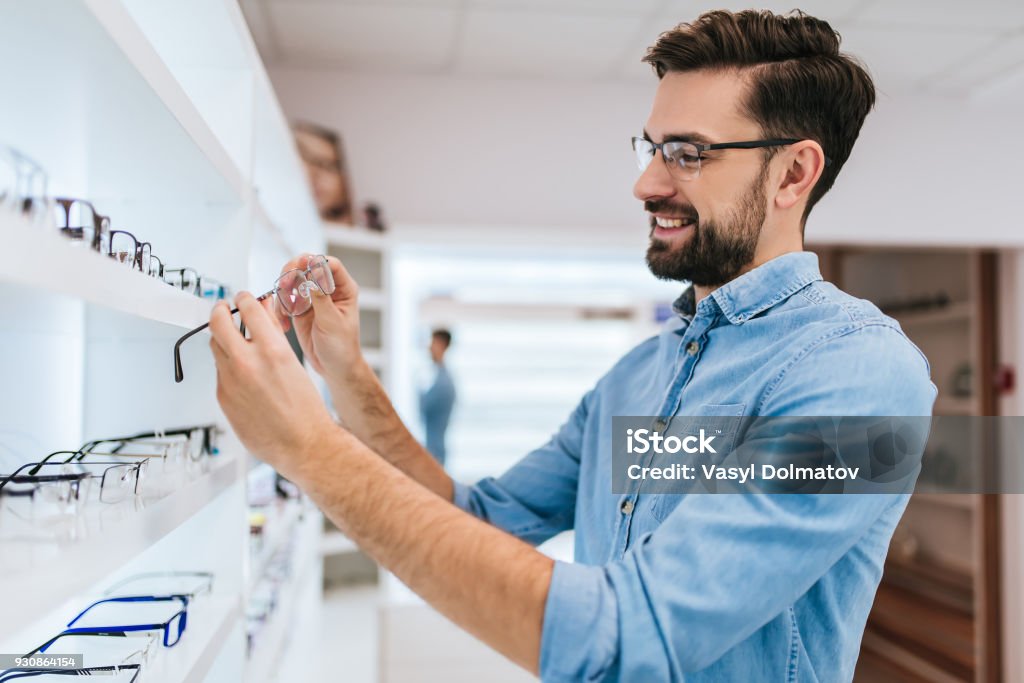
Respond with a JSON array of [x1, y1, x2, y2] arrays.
[[633, 151, 677, 203]]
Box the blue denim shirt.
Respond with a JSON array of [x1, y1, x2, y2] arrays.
[[453, 252, 936, 682]]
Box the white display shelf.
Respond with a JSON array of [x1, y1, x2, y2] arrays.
[[324, 225, 393, 251], [160, 594, 243, 683], [0, 213, 215, 330], [0, 0, 247, 205], [82, 0, 250, 202], [248, 500, 305, 594], [253, 200, 298, 256], [246, 511, 322, 683], [0, 455, 242, 644]]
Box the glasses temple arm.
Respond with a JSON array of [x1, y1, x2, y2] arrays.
[[174, 290, 273, 382]]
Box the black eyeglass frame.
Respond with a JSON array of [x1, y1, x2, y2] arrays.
[[53, 197, 111, 252], [23, 425, 218, 477], [632, 137, 833, 179], [0, 664, 141, 682]]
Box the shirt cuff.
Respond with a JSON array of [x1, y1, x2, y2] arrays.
[[451, 479, 473, 512], [540, 561, 618, 682]]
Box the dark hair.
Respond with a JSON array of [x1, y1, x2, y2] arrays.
[[644, 9, 875, 223], [432, 329, 452, 348]]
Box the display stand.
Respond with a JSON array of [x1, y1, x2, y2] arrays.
[[0, 1, 325, 679]]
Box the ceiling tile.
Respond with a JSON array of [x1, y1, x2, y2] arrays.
[[270, 0, 463, 6], [657, 0, 868, 26], [455, 9, 647, 79], [466, 0, 664, 14], [266, 3, 459, 69], [616, 2, 868, 80], [856, 0, 1024, 32]]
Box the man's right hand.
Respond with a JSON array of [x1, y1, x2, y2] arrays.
[[276, 253, 364, 381]]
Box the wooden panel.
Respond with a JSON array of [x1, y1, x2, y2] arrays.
[[833, 248, 1002, 682]]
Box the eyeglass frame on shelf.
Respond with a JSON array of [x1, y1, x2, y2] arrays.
[[1, 145, 49, 220], [53, 197, 111, 252], [0, 460, 147, 504], [36, 594, 191, 653], [27, 425, 219, 476], [0, 664, 141, 682], [104, 571, 214, 599]]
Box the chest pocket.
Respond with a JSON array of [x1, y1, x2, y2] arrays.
[[649, 402, 747, 522]]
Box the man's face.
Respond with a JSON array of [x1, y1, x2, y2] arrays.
[[634, 70, 773, 287], [429, 337, 448, 363]]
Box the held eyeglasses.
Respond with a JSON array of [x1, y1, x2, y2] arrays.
[[173, 255, 335, 382]]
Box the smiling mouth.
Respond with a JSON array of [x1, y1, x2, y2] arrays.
[[650, 214, 697, 229]]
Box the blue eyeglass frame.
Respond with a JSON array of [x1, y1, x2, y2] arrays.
[[35, 595, 190, 654]]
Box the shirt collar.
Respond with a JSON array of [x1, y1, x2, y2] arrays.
[[672, 251, 823, 325]]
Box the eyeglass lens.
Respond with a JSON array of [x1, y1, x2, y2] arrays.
[[632, 138, 702, 179], [273, 256, 335, 317]]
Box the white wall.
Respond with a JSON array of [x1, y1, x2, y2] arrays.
[[268, 67, 1024, 248]]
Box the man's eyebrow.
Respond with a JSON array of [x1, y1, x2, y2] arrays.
[[641, 129, 715, 145]]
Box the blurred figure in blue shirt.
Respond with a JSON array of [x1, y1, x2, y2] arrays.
[[419, 328, 456, 466]]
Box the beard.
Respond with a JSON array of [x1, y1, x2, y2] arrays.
[[645, 164, 769, 287]]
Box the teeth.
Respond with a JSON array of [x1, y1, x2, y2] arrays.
[[655, 216, 691, 228]]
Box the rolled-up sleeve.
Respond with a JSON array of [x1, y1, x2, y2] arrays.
[[451, 390, 593, 546]]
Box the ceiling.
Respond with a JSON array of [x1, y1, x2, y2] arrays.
[[240, 0, 1024, 99]]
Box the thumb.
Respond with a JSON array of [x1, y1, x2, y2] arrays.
[[309, 285, 346, 331]]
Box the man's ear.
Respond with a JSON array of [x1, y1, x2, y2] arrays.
[[774, 141, 826, 212]]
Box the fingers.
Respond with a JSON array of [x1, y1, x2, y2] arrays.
[[310, 280, 341, 320], [208, 302, 246, 356], [323, 255, 358, 303], [209, 334, 230, 368], [235, 292, 280, 343], [279, 253, 312, 277]]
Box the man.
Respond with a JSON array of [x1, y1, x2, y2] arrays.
[[419, 328, 456, 465], [209, 10, 935, 681]]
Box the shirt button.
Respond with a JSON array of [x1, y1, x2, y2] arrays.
[[686, 341, 700, 356], [620, 499, 634, 515], [652, 418, 667, 431]]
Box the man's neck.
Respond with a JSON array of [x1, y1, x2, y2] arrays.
[[693, 246, 804, 307]]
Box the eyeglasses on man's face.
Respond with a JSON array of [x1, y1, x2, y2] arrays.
[[631, 136, 832, 181]]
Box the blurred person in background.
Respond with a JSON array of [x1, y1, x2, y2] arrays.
[[419, 328, 456, 466], [212, 9, 936, 682]]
